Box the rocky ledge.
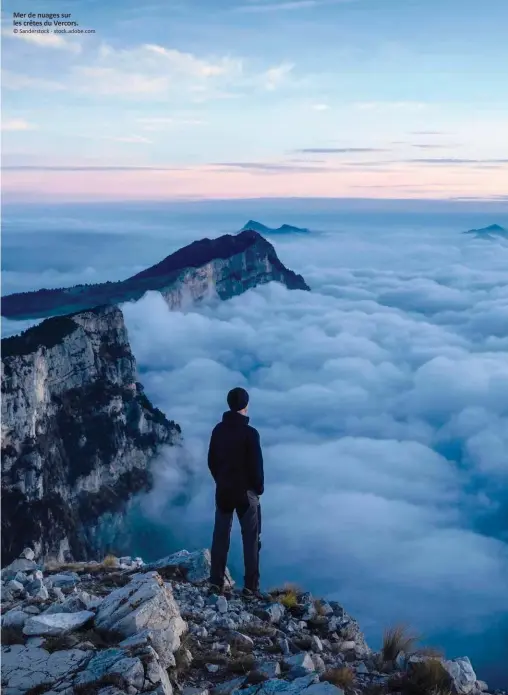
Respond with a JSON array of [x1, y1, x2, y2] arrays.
[[1, 547, 503, 695], [1, 306, 181, 565]]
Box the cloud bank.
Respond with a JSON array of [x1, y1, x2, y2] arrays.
[[120, 222, 508, 685]]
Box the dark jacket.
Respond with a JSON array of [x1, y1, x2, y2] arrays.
[[208, 411, 264, 507]]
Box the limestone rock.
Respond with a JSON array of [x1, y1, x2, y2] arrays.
[[257, 661, 282, 679], [1, 609, 30, 632], [284, 652, 316, 678], [443, 656, 477, 694], [49, 572, 81, 589], [212, 676, 247, 695], [20, 548, 35, 561], [1, 306, 182, 566], [1, 644, 91, 693], [242, 674, 319, 695], [149, 549, 234, 587], [43, 595, 88, 615], [23, 610, 95, 636], [4, 558, 38, 574], [74, 647, 144, 694], [230, 631, 255, 651], [94, 571, 186, 667]]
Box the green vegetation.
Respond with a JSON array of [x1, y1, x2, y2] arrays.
[[2, 315, 77, 358]]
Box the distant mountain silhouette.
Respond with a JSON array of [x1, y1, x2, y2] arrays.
[[1, 230, 310, 321], [240, 220, 310, 235], [463, 223, 508, 240]]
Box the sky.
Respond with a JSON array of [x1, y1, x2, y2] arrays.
[[2, 0, 508, 201]]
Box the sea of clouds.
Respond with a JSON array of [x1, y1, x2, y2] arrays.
[[2, 205, 508, 684], [119, 222, 508, 684]]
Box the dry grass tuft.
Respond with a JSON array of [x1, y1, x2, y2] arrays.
[[279, 589, 298, 610], [392, 658, 452, 695], [320, 667, 355, 689], [313, 599, 329, 616], [102, 554, 119, 568], [382, 624, 419, 663]]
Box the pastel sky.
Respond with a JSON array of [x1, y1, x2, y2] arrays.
[[2, 0, 507, 201]]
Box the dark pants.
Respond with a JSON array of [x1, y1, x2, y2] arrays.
[[210, 490, 261, 591]]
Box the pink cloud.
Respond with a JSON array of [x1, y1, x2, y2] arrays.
[[2, 164, 506, 202]]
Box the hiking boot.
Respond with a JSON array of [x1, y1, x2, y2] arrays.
[[241, 587, 264, 600], [208, 582, 232, 599], [208, 583, 222, 596]]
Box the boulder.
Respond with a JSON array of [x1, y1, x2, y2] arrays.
[[149, 548, 234, 586], [284, 652, 316, 678], [1, 644, 91, 693], [20, 548, 36, 561], [43, 595, 88, 615], [212, 676, 247, 695], [26, 578, 44, 595], [49, 572, 81, 590], [242, 674, 319, 695], [230, 631, 255, 651], [143, 645, 173, 695], [73, 647, 144, 695], [257, 661, 282, 678], [94, 571, 186, 668], [6, 579, 25, 595], [1, 609, 30, 632], [217, 595, 228, 613], [23, 610, 94, 636], [33, 585, 50, 601], [256, 603, 285, 624], [4, 558, 38, 573], [442, 657, 477, 694]]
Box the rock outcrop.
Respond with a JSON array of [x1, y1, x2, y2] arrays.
[[1, 231, 310, 321], [1, 546, 502, 695], [1, 306, 181, 565]]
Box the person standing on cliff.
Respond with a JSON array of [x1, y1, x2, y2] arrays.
[[208, 387, 264, 597]]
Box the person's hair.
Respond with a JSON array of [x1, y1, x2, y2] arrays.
[[227, 387, 249, 412]]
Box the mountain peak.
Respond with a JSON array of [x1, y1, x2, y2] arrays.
[[240, 220, 310, 235], [1, 230, 309, 321], [463, 223, 508, 238]]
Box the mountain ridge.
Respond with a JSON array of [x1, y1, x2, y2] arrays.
[[240, 220, 310, 235], [1, 230, 310, 321], [463, 223, 508, 239]]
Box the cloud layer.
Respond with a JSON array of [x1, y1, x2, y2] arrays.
[[2, 203, 507, 684], [119, 220, 508, 685]]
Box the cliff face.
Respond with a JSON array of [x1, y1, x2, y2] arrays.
[[158, 230, 310, 309], [1, 230, 310, 320], [1, 306, 181, 565]]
